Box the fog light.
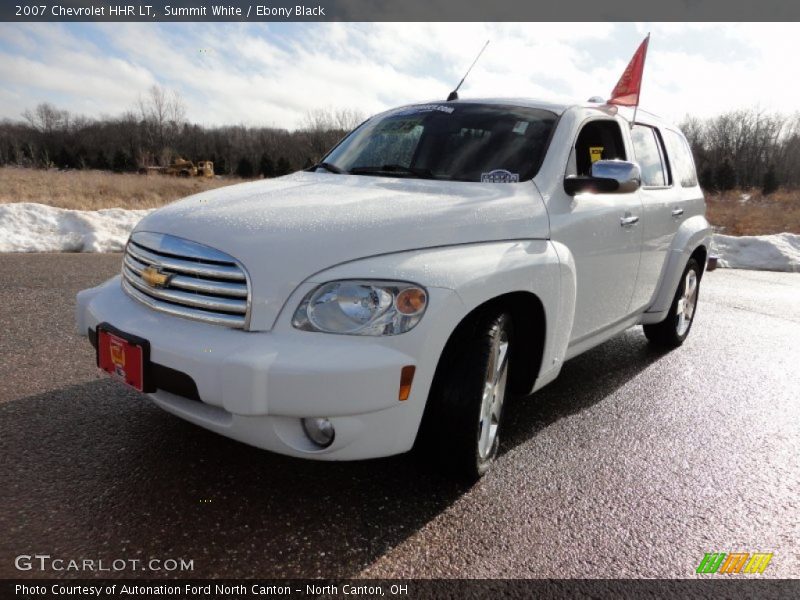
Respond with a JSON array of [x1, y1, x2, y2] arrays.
[[302, 417, 335, 448]]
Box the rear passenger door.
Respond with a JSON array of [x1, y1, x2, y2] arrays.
[[628, 123, 680, 312]]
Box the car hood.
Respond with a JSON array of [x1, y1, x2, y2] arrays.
[[133, 171, 550, 330]]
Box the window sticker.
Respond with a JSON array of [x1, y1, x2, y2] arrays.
[[392, 104, 455, 116], [590, 146, 604, 163], [481, 169, 520, 183], [512, 121, 530, 135]]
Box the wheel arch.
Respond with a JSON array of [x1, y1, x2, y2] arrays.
[[646, 215, 712, 316], [413, 289, 548, 470], [432, 290, 547, 397]]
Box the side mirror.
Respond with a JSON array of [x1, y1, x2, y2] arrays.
[[564, 160, 641, 196], [592, 160, 641, 193]]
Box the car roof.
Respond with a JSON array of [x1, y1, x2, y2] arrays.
[[429, 97, 674, 128], [386, 98, 678, 135], [443, 97, 572, 114]]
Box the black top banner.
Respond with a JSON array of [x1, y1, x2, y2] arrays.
[[3, 0, 800, 22]]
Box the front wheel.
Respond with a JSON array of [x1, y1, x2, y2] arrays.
[[644, 257, 701, 348], [416, 310, 513, 481]]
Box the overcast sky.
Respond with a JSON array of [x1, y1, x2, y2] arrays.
[[0, 22, 797, 129]]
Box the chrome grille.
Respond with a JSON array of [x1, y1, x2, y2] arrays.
[[122, 232, 250, 329]]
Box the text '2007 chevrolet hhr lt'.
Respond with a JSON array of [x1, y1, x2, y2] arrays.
[[77, 99, 711, 480]]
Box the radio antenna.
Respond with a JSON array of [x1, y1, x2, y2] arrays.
[[447, 40, 490, 102]]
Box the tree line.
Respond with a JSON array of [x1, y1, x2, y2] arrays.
[[679, 108, 800, 194], [1, 88, 798, 194], [0, 86, 363, 179]]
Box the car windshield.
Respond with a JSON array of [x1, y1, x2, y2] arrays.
[[320, 103, 557, 182]]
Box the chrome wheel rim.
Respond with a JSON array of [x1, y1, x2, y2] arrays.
[[477, 327, 509, 460], [676, 270, 698, 336]]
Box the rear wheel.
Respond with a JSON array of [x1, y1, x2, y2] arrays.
[[644, 258, 701, 348], [416, 310, 512, 481]]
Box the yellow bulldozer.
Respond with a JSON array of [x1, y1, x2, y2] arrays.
[[142, 158, 215, 178], [164, 158, 215, 178]]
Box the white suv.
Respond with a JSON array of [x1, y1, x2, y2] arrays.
[[76, 99, 711, 480]]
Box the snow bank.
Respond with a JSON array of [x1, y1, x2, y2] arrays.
[[713, 233, 800, 273], [1, 203, 799, 273], [0, 202, 151, 252]]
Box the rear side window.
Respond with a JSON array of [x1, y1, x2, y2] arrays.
[[631, 124, 668, 187], [664, 129, 699, 187]]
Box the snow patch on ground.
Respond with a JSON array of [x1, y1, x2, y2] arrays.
[[1, 203, 799, 273], [713, 233, 800, 273], [0, 203, 151, 252]]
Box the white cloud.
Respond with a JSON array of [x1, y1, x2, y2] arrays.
[[0, 22, 798, 129]]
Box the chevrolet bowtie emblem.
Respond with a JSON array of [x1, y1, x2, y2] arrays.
[[141, 266, 172, 288]]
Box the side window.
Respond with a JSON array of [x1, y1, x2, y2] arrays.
[[567, 120, 626, 177], [664, 129, 699, 187], [631, 124, 668, 187]]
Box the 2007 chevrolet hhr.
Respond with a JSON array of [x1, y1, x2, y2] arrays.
[[77, 98, 711, 479]]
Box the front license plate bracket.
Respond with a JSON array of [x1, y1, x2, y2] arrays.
[[95, 322, 155, 393]]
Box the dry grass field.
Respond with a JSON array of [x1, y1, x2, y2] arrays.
[[1, 167, 798, 236], [706, 189, 800, 236], [0, 167, 237, 210]]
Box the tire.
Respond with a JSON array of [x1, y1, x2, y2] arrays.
[[643, 258, 701, 348], [416, 310, 513, 481]]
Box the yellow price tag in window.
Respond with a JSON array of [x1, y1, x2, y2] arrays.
[[589, 147, 604, 163]]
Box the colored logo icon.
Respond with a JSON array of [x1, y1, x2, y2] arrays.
[[696, 552, 773, 574]]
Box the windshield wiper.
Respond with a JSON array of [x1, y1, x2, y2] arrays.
[[308, 162, 345, 174], [348, 164, 436, 179]]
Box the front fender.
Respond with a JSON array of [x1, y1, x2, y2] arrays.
[[645, 215, 712, 318], [286, 240, 575, 394]]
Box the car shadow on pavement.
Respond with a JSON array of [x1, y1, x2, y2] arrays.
[[0, 329, 667, 579], [501, 328, 669, 453]]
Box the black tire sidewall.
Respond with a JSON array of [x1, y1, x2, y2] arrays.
[[418, 310, 513, 481], [643, 257, 702, 348], [672, 259, 701, 343]]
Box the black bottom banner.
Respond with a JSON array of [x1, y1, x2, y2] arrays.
[[4, 579, 800, 600]]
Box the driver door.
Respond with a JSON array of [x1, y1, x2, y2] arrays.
[[548, 117, 644, 344]]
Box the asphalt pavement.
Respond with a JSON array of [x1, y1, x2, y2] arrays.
[[0, 254, 798, 579]]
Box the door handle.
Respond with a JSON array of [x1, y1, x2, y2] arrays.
[[671, 208, 684, 217], [620, 215, 640, 227]]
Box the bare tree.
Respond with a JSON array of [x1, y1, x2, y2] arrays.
[[302, 107, 364, 133], [681, 108, 797, 191], [22, 103, 70, 135], [334, 108, 365, 131], [301, 107, 364, 162], [138, 85, 187, 164]]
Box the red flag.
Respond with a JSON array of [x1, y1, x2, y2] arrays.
[[609, 34, 650, 107]]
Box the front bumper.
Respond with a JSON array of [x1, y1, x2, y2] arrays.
[[77, 276, 456, 460]]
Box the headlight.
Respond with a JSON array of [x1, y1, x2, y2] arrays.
[[292, 280, 428, 336]]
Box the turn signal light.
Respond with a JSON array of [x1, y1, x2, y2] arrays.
[[399, 365, 416, 401], [396, 287, 427, 315]]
